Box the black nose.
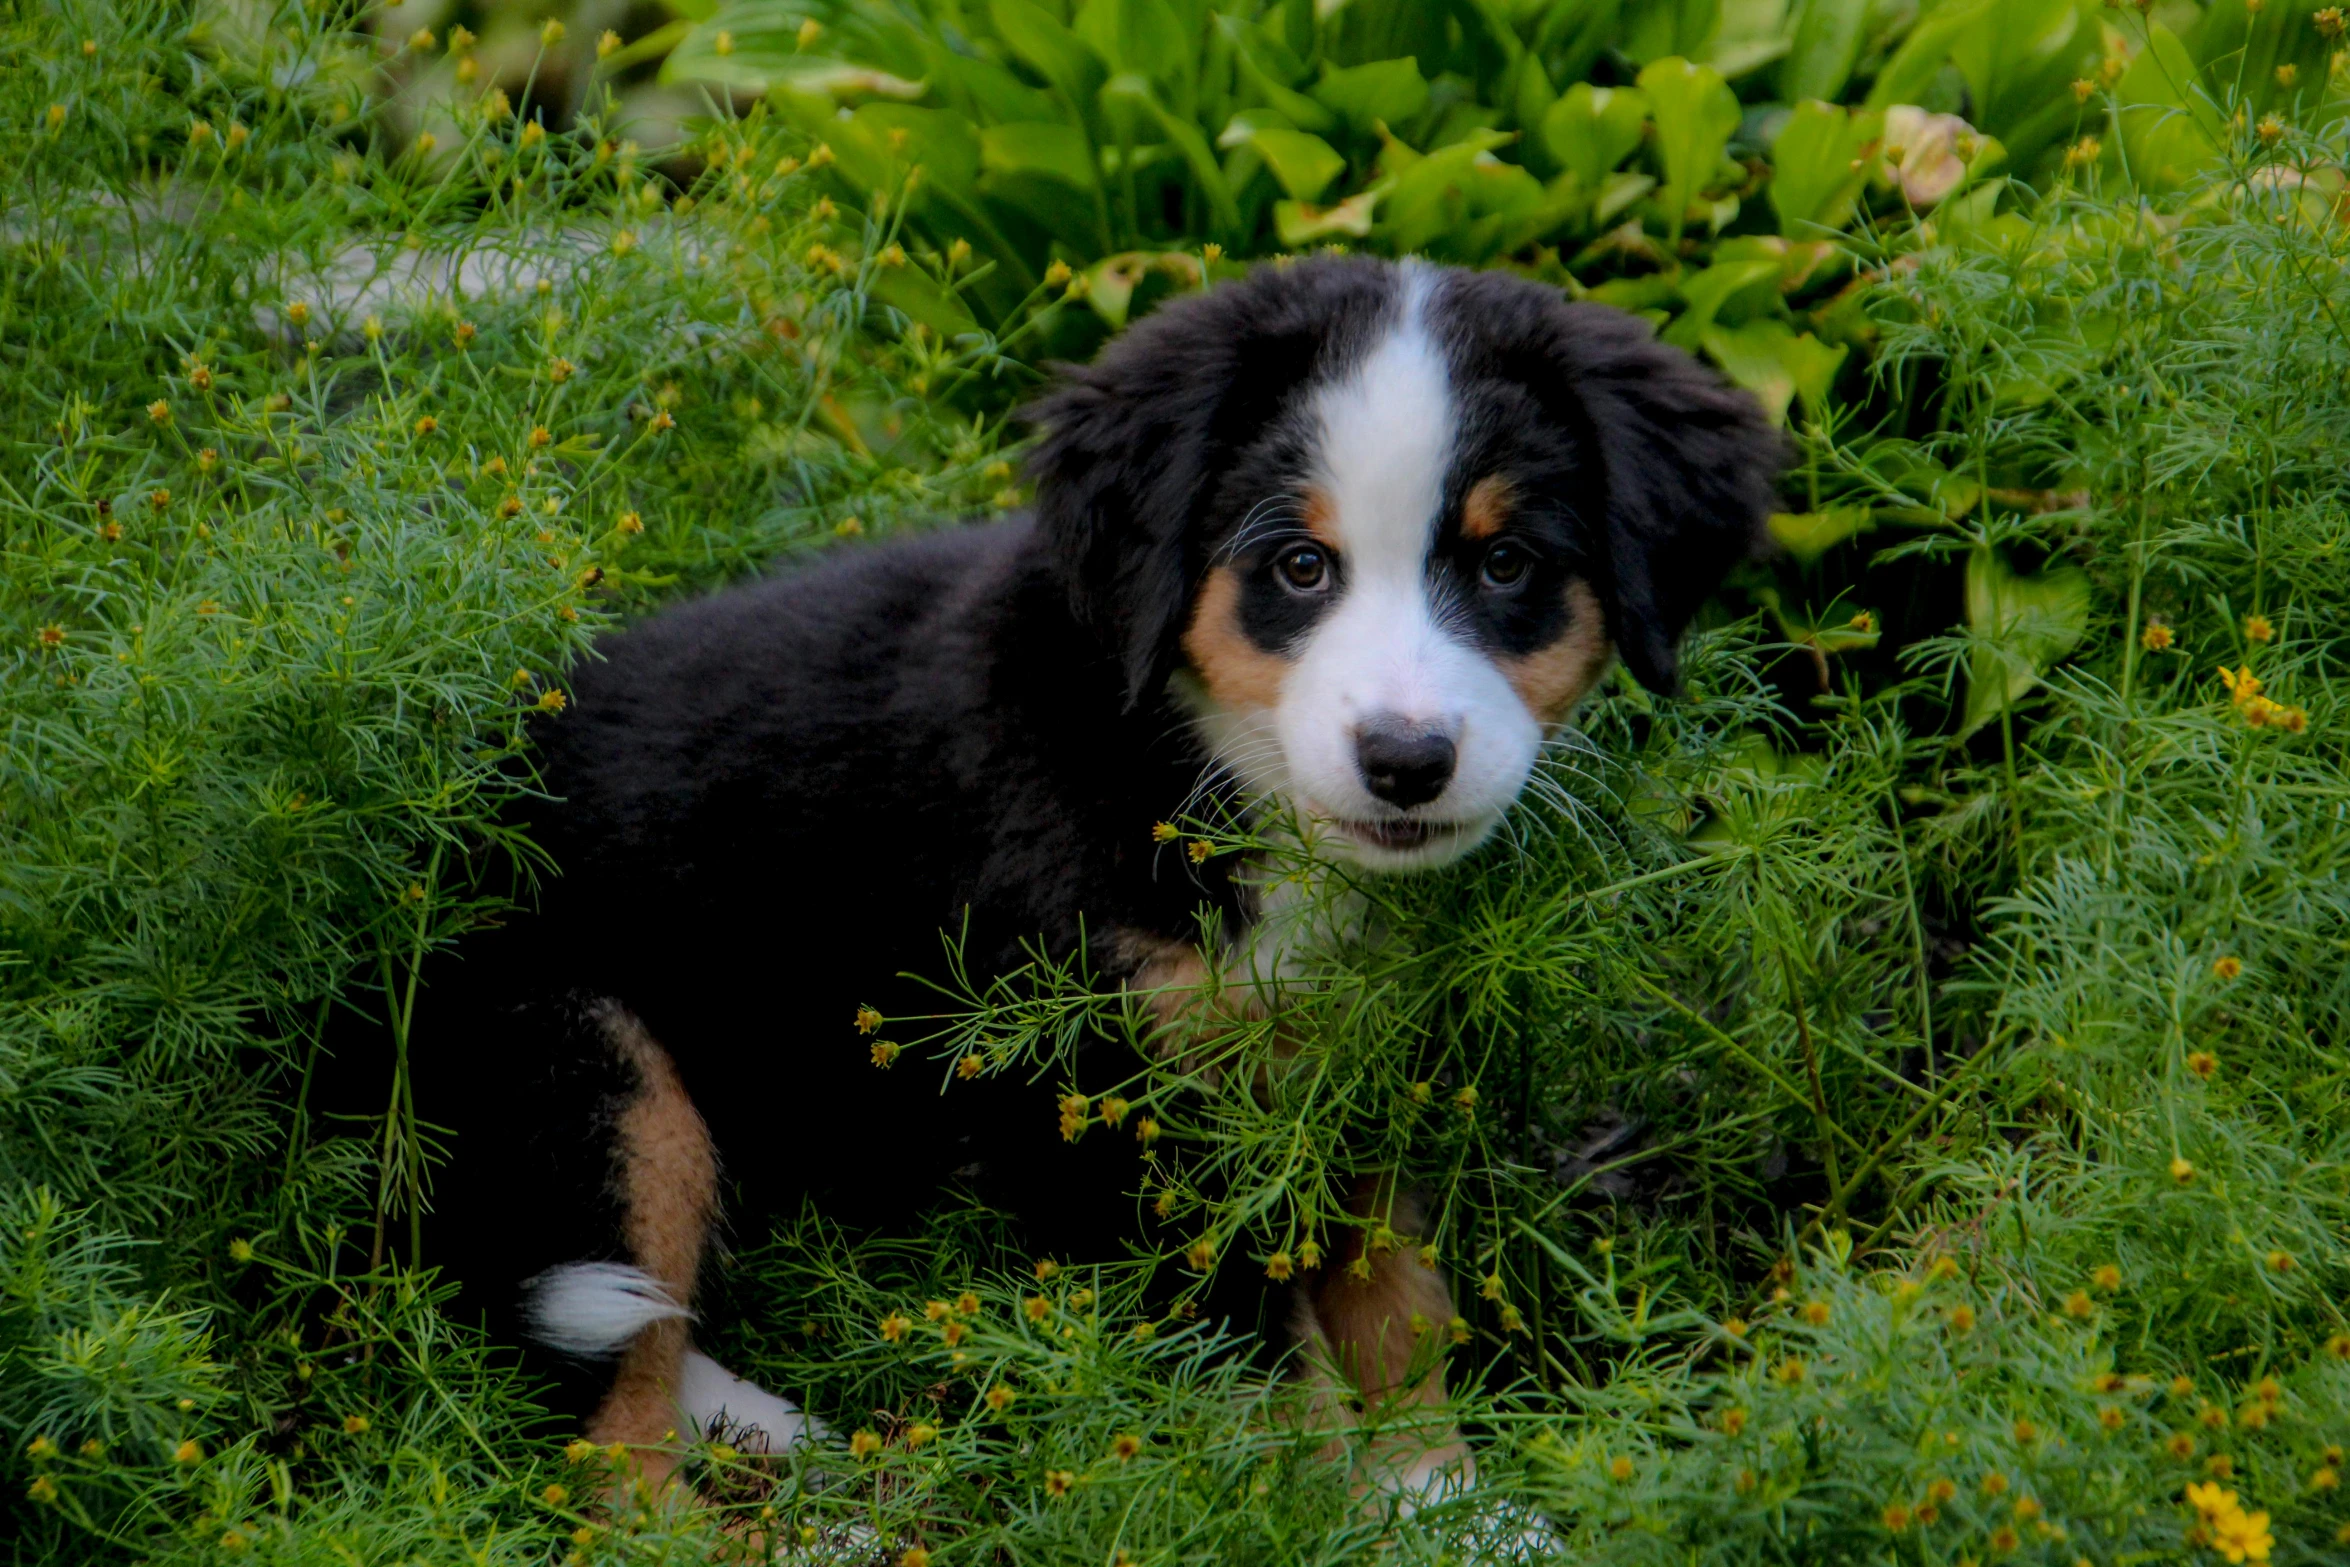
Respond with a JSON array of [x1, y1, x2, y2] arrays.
[[1355, 718, 1457, 809]]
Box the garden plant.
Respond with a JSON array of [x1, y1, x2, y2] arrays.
[[5, 0, 2350, 1562]]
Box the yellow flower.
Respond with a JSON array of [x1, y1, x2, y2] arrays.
[[1264, 1252, 1292, 1281], [2243, 614, 2274, 643], [2188, 1051, 2217, 1079], [597, 29, 620, 57], [1045, 1467, 1076, 1496], [906, 1423, 937, 1448], [529, 425, 553, 449], [854, 1007, 883, 1034], [879, 1312, 912, 1342], [343, 1414, 369, 1434], [27, 1475, 58, 1504], [2168, 1433, 2196, 1459], [1098, 1096, 1129, 1128], [2013, 1421, 2038, 1446], [869, 1040, 900, 1067], [541, 19, 566, 46], [2265, 1249, 2294, 1272], [1722, 1317, 1748, 1338], [564, 1439, 598, 1462], [798, 17, 824, 47], [2321, 4, 2348, 36], [955, 1291, 981, 1316], [1186, 839, 1212, 864], [849, 1430, 881, 1459], [2170, 1157, 2196, 1184], [542, 1483, 568, 1505], [1113, 1432, 1142, 1460], [189, 119, 214, 145], [414, 415, 438, 436], [536, 689, 567, 713], [174, 1439, 202, 1463], [455, 321, 477, 348], [1990, 1525, 2019, 1552], [1720, 1408, 1748, 1436], [900, 1550, 929, 1567], [956, 1054, 984, 1080], [2207, 1454, 2235, 1477], [2098, 1404, 2124, 1430], [1882, 1502, 1912, 1532], [2141, 621, 2174, 652], [1204, 242, 1224, 263], [2257, 114, 2284, 145], [2218, 665, 2262, 705], [2072, 77, 2096, 102], [1774, 1357, 1807, 1385], [1948, 1304, 1976, 1333], [1981, 1471, 2009, 1496], [1185, 1237, 1215, 1271], [2064, 135, 2101, 168], [1043, 260, 1073, 288], [2091, 1264, 2121, 1291], [2327, 1333, 2350, 1359], [1608, 1455, 1635, 1482], [2313, 1467, 2339, 1491], [148, 399, 171, 424], [2063, 1290, 2094, 1320], [715, 30, 734, 54]]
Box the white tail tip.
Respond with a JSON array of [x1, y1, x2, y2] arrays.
[[520, 1261, 689, 1358]]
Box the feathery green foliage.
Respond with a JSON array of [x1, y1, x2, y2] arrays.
[[5, 0, 2350, 1564]]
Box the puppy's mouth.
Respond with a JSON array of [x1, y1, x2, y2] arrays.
[[1321, 815, 1472, 854]]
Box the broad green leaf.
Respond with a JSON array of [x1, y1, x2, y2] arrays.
[[1768, 507, 1876, 563], [1624, 0, 1725, 64], [1770, 100, 1881, 235], [1777, 0, 1871, 103], [1542, 84, 1649, 190], [1074, 0, 1192, 86], [1659, 257, 1780, 349], [1636, 56, 1739, 243], [1699, 319, 1847, 424], [1275, 189, 1381, 246], [2115, 24, 2224, 189], [1310, 56, 1431, 135], [1224, 125, 1346, 201], [990, 0, 1108, 118], [1865, 0, 1994, 110], [1373, 128, 1515, 253], [1220, 14, 1339, 133], [1961, 544, 2092, 738], [867, 266, 980, 337], [981, 122, 1100, 190], [1594, 169, 1657, 225], [668, 44, 925, 99], [1100, 72, 1240, 233]]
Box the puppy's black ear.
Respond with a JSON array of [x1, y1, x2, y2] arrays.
[[1552, 303, 1787, 694], [1024, 256, 1390, 708]]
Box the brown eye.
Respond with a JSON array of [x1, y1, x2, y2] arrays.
[[1480, 541, 1532, 589], [1276, 544, 1330, 592]]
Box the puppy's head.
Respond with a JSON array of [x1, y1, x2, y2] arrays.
[[1028, 257, 1784, 871]]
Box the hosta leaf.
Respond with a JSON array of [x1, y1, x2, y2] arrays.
[[1961, 544, 2092, 738], [1636, 56, 1740, 243], [1769, 99, 1881, 235], [1310, 56, 1431, 136], [1541, 83, 1649, 190], [981, 122, 1100, 191], [1226, 125, 1347, 201]]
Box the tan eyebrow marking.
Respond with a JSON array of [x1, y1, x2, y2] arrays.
[[1460, 474, 1516, 541]]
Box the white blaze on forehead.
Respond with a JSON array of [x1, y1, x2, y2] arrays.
[[1310, 265, 1454, 594]]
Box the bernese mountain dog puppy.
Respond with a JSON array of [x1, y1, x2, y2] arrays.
[[426, 254, 1781, 1493]]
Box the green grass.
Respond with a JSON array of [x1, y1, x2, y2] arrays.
[[6, 1, 2350, 1564]]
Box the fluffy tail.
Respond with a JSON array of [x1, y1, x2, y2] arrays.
[[519, 1261, 691, 1358]]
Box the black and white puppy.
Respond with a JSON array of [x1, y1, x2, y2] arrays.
[[427, 255, 1781, 1486]]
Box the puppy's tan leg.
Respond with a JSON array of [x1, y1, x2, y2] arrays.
[[1292, 1177, 1469, 1493], [586, 1005, 719, 1496]]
